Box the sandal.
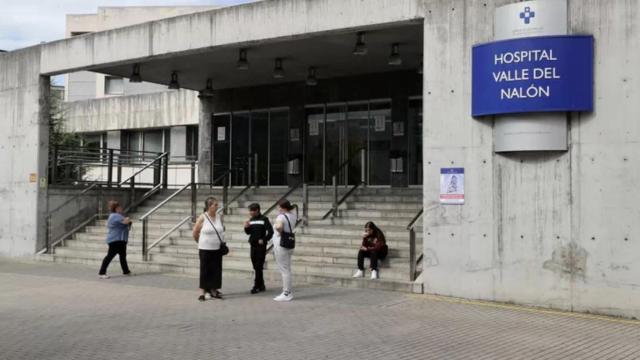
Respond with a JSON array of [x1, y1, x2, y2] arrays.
[[198, 295, 206, 302], [212, 290, 223, 299]]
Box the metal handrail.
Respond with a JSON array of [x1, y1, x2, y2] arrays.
[[146, 215, 192, 254], [44, 213, 99, 254], [119, 152, 168, 186], [264, 182, 303, 216], [49, 183, 99, 214], [322, 181, 363, 220], [222, 183, 253, 215], [327, 146, 366, 184], [124, 183, 162, 213], [139, 183, 190, 221], [407, 208, 424, 281]]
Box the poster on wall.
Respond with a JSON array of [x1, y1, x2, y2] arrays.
[[440, 168, 465, 205], [374, 115, 386, 132], [217, 127, 226, 141], [309, 119, 319, 136]]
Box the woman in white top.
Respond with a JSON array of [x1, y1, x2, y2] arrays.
[[272, 199, 297, 302], [192, 197, 225, 301]]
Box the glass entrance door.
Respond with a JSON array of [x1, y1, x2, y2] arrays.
[[304, 100, 390, 186]]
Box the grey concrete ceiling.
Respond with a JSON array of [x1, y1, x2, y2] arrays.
[[92, 22, 423, 91]]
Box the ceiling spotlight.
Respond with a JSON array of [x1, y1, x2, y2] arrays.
[[273, 58, 285, 79], [388, 43, 402, 66], [237, 49, 249, 70], [199, 78, 215, 98], [306, 67, 318, 86], [168, 71, 180, 90], [353, 32, 368, 56], [129, 63, 142, 83]]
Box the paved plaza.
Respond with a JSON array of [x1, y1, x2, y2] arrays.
[[1, 258, 639, 360]]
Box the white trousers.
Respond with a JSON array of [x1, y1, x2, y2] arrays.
[[273, 237, 293, 294]]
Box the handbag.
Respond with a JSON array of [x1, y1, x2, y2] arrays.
[[204, 214, 229, 256], [279, 213, 296, 249]]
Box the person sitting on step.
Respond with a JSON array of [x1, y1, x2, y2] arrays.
[[353, 221, 388, 280]]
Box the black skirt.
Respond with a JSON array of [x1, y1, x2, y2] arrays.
[[199, 249, 223, 291]]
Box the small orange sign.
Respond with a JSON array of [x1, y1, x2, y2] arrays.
[[29, 173, 37, 183]]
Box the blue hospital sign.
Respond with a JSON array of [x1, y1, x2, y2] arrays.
[[472, 35, 594, 117]]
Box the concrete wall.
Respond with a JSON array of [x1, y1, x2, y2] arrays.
[[40, 0, 424, 75], [0, 47, 48, 256], [64, 89, 199, 132], [422, 0, 640, 319]]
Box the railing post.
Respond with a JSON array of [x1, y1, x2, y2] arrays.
[[51, 147, 58, 185], [117, 151, 122, 188], [360, 148, 366, 185], [332, 175, 338, 218], [409, 228, 416, 281], [303, 183, 309, 226], [254, 153, 259, 188], [107, 149, 114, 187], [162, 154, 169, 189], [223, 176, 229, 215], [46, 215, 52, 254], [191, 162, 197, 223], [142, 218, 149, 261], [129, 177, 136, 210]]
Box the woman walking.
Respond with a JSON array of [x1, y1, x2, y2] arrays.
[[272, 199, 297, 302], [98, 200, 132, 279], [192, 197, 225, 301]]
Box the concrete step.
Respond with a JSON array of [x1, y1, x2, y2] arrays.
[[41, 253, 421, 293], [53, 246, 410, 281]]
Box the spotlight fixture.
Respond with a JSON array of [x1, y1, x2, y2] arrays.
[[129, 63, 142, 83], [388, 43, 402, 66], [199, 78, 215, 98], [352, 32, 368, 56], [306, 67, 318, 86], [237, 49, 249, 70], [273, 58, 285, 79], [168, 71, 180, 90]]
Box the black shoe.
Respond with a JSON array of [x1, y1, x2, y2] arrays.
[[198, 295, 206, 302], [259, 286, 266, 292], [211, 290, 223, 299], [250, 288, 260, 294]]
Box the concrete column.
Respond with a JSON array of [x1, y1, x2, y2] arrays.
[[0, 48, 49, 255], [198, 97, 214, 184]]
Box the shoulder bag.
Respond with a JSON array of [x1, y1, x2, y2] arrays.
[[279, 213, 296, 249], [204, 214, 229, 256]]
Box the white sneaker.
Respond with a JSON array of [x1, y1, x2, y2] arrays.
[[371, 270, 378, 280], [352, 270, 364, 278], [274, 292, 293, 302], [204, 292, 213, 300], [98, 275, 110, 279]]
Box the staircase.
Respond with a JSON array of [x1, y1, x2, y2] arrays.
[[41, 186, 423, 293]]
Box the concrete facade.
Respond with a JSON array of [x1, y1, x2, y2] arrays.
[[421, 0, 640, 318], [1, 0, 639, 317], [0, 47, 49, 256], [64, 89, 199, 133]]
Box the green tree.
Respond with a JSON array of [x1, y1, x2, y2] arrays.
[[48, 80, 82, 183]]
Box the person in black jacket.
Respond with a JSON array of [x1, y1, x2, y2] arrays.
[[244, 203, 274, 294]]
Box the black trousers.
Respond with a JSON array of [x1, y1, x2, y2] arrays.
[[250, 245, 267, 289], [199, 249, 223, 291], [357, 247, 388, 271], [99, 241, 130, 275]]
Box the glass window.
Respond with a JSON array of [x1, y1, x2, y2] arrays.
[[105, 76, 124, 95], [369, 101, 392, 185], [186, 126, 199, 161], [269, 110, 289, 186], [305, 106, 325, 185], [143, 130, 163, 160], [251, 111, 269, 186]]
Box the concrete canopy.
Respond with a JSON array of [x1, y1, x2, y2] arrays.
[[91, 23, 424, 91]]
